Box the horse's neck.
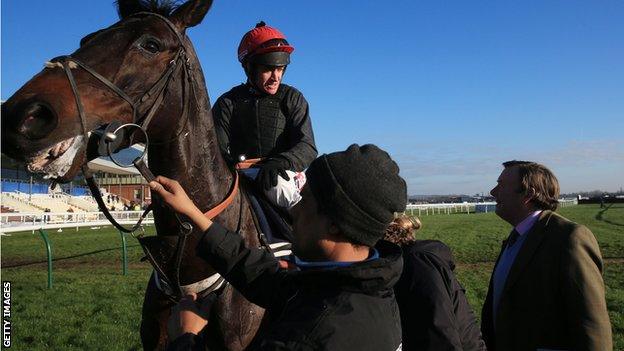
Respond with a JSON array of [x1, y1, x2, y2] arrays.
[[149, 56, 233, 212], [175, 111, 232, 212]]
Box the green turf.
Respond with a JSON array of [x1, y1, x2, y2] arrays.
[[3, 266, 152, 350], [1, 204, 622, 350], [2, 227, 156, 350], [1, 225, 156, 267], [414, 203, 624, 262]]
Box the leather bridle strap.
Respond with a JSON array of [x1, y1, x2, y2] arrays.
[[135, 48, 186, 129], [236, 158, 263, 170], [84, 171, 153, 233], [52, 47, 185, 131], [59, 57, 150, 234], [200, 158, 263, 219], [133, 11, 186, 46], [60, 60, 91, 144], [49, 13, 189, 135], [65, 58, 137, 111], [204, 171, 239, 219]]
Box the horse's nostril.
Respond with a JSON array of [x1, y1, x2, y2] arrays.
[[18, 103, 58, 140]]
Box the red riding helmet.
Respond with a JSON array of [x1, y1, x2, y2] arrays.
[[237, 21, 295, 66]]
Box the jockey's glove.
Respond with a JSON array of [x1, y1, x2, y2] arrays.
[[257, 157, 291, 191]]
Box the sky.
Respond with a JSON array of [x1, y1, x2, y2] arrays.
[[2, 0, 623, 195]]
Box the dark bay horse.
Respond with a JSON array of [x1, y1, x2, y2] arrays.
[[1, 0, 266, 349]]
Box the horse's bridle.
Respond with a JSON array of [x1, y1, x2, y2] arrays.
[[52, 12, 192, 149], [49, 12, 194, 233], [49, 12, 239, 299]]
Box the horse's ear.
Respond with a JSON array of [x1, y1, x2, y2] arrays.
[[170, 0, 213, 30], [116, 0, 145, 19]]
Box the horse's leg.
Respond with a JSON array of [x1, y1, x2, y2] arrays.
[[140, 274, 174, 351]]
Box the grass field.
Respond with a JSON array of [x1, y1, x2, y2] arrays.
[[1, 204, 622, 350]]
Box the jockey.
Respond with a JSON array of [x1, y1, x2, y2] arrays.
[[212, 21, 317, 208]]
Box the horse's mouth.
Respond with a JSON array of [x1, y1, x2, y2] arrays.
[[26, 135, 86, 179]]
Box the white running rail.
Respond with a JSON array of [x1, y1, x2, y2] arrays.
[[405, 199, 577, 216], [0, 211, 154, 234]]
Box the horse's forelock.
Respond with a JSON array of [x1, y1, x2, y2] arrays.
[[115, 0, 182, 19]]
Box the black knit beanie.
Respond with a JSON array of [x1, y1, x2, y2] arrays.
[[305, 144, 407, 246]]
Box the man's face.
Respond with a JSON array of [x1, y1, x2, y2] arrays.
[[290, 185, 332, 261], [490, 166, 529, 226], [250, 64, 285, 95]]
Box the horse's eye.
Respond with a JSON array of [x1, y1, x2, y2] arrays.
[[140, 39, 161, 54]]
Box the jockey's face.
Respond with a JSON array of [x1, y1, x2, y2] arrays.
[[250, 64, 285, 95]]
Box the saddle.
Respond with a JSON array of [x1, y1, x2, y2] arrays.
[[240, 174, 294, 245]]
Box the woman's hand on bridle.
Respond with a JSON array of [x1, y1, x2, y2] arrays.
[[149, 176, 213, 232]]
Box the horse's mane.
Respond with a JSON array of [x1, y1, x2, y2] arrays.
[[115, 0, 182, 18]]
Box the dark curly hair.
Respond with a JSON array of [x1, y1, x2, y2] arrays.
[[383, 215, 421, 246]]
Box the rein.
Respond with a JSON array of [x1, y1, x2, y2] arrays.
[[50, 12, 240, 299]]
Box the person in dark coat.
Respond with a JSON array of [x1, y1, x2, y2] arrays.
[[481, 161, 611, 351], [151, 144, 407, 351], [212, 21, 317, 192], [384, 215, 486, 351]]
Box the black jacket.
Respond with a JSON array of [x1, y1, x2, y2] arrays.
[[212, 83, 317, 171], [394, 240, 486, 351], [169, 223, 404, 351]]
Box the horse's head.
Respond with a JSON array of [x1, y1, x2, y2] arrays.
[[1, 0, 212, 182]]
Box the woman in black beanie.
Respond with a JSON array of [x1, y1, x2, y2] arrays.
[[150, 144, 408, 351], [384, 215, 486, 351]]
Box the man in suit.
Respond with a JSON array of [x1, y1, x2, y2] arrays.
[[481, 160, 612, 351]]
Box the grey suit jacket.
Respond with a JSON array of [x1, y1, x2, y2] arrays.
[[481, 210, 612, 351]]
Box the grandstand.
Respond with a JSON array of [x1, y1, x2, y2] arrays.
[[2, 188, 130, 213], [1, 192, 41, 213], [1, 149, 149, 215]]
